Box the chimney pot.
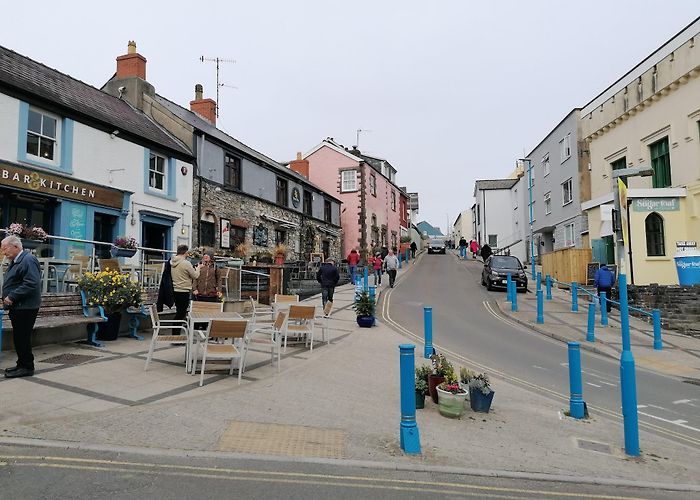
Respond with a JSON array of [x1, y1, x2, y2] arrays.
[[127, 40, 137, 54], [194, 84, 204, 100], [190, 84, 217, 126], [296, 152, 302, 160], [116, 40, 147, 80]]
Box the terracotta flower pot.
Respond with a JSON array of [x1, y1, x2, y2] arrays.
[[428, 374, 445, 404]]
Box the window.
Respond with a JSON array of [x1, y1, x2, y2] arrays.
[[369, 174, 376, 196], [542, 154, 550, 177], [611, 157, 626, 171], [200, 221, 215, 247], [645, 213, 665, 256], [544, 191, 551, 214], [341, 170, 357, 192], [149, 152, 166, 191], [488, 234, 498, 247], [27, 109, 57, 161], [224, 153, 241, 190], [564, 223, 575, 247], [560, 134, 571, 162], [275, 229, 286, 246], [303, 190, 312, 216], [324, 200, 332, 223], [650, 137, 671, 188], [562, 178, 573, 205], [391, 191, 396, 211], [477, 204, 481, 224], [276, 178, 288, 206]]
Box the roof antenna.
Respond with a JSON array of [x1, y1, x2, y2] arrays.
[[355, 128, 372, 148], [199, 55, 236, 117]]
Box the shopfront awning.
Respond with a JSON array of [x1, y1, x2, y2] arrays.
[[261, 214, 298, 229]]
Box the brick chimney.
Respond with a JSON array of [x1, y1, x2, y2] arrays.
[[116, 41, 147, 80], [190, 84, 217, 126], [289, 152, 310, 179]]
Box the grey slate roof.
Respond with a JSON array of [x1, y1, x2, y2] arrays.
[[475, 178, 519, 190], [154, 94, 340, 202], [0, 45, 191, 159]]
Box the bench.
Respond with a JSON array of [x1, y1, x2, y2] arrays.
[[0, 292, 107, 351]]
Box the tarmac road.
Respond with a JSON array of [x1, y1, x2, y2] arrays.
[[381, 252, 700, 451]]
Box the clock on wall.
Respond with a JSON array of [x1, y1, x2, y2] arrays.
[[291, 187, 301, 208]]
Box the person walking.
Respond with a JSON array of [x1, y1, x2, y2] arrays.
[[458, 237, 467, 259], [384, 250, 399, 288], [347, 248, 360, 285], [317, 258, 340, 307], [193, 253, 222, 302], [169, 245, 200, 331], [594, 264, 615, 313], [410, 241, 417, 259], [469, 239, 479, 259], [371, 252, 383, 286], [2, 236, 41, 378], [480, 243, 492, 262]]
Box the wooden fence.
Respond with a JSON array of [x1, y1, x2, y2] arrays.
[[541, 248, 592, 287]]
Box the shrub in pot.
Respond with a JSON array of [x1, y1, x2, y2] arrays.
[[468, 372, 495, 413], [436, 378, 468, 418], [415, 364, 432, 409], [353, 291, 375, 328], [428, 353, 454, 404], [459, 367, 477, 395]]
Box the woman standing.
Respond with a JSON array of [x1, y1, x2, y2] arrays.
[[371, 252, 383, 286], [193, 253, 222, 302]]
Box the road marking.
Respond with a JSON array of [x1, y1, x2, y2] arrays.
[[637, 411, 700, 433], [532, 365, 549, 371], [671, 420, 688, 425], [637, 405, 647, 409], [587, 383, 602, 388], [599, 381, 617, 387], [673, 399, 699, 407]]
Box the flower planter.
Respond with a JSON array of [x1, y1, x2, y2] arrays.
[[428, 374, 445, 404], [111, 247, 137, 258], [415, 392, 425, 409], [97, 312, 122, 341], [356, 315, 375, 328], [437, 387, 468, 418], [21, 239, 44, 250], [469, 387, 495, 413], [275, 255, 285, 265]]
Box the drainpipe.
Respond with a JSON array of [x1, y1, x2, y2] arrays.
[[195, 133, 203, 247]]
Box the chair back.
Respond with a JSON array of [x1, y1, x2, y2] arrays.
[[190, 300, 224, 313], [99, 258, 121, 272], [323, 301, 333, 317], [208, 319, 248, 339], [274, 294, 300, 303], [148, 304, 159, 327], [288, 304, 316, 321], [73, 255, 92, 271], [274, 310, 287, 331]]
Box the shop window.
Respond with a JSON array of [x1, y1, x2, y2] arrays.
[[564, 223, 575, 247], [645, 213, 665, 256], [224, 153, 241, 190]]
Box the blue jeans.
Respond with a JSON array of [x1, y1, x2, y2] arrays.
[[459, 247, 467, 258], [374, 269, 381, 285], [349, 265, 357, 285]]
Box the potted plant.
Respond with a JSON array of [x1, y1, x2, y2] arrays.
[[468, 372, 495, 413], [8, 222, 47, 249], [273, 243, 287, 265], [436, 375, 468, 418], [428, 353, 454, 404], [459, 367, 477, 394], [111, 236, 138, 258], [353, 291, 375, 328], [415, 364, 432, 409], [186, 246, 204, 265], [78, 270, 142, 340], [257, 251, 274, 264]]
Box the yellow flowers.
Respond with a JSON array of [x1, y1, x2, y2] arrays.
[[77, 269, 142, 315]]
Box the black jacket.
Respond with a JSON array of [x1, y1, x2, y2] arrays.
[[2, 250, 41, 310], [316, 263, 340, 287], [480, 244, 492, 261], [157, 261, 175, 312]]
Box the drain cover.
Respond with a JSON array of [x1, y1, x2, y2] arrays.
[[577, 439, 612, 454], [39, 353, 101, 365]]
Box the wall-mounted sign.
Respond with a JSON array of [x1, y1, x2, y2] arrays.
[[220, 218, 231, 248], [0, 161, 124, 210], [632, 198, 679, 212], [291, 187, 301, 208], [253, 224, 268, 246]]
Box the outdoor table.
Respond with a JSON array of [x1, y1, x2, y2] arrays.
[[38, 258, 75, 294], [187, 310, 243, 373]]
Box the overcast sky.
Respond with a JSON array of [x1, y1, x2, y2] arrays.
[[4, 1, 699, 233]]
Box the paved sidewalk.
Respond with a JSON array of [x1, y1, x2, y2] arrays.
[[0, 262, 698, 489]]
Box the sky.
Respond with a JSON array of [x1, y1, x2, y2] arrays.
[[3, 1, 699, 234]]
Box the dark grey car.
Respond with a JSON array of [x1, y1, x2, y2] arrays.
[[481, 255, 528, 292]]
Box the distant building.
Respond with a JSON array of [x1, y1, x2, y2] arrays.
[[453, 210, 473, 246], [416, 221, 443, 238]]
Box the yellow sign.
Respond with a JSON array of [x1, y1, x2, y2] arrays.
[[618, 178, 628, 247]]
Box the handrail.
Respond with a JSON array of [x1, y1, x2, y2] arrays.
[[549, 276, 653, 317]]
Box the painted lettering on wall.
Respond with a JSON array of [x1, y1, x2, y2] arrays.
[[632, 198, 679, 212]]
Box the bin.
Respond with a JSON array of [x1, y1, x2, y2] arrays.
[[674, 247, 700, 286]]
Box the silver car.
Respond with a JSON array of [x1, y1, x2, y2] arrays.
[[427, 239, 446, 254]]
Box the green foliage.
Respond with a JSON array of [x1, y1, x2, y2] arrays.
[[415, 378, 428, 396], [400, 235, 412, 243], [415, 365, 432, 396], [78, 270, 142, 315], [430, 353, 455, 379], [459, 367, 477, 385], [468, 373, 493, 395], [353, 291, 375, 317]]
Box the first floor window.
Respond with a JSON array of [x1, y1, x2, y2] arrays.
[[369, 174, 376, 196], [276, 178, 288, 206], [303, 191, 312, 216], [544, 191, 551, 214], [224, 153, 241, 189], [650, 137, 671, 188], [149, 152, 166, 191], [341, 170, 357, 192], [324, 200, 332, 222], [645, 213, 665, 256], [488, 234, 498, 247], [391, 191, 396, 211], [562, 178, 573, 205], [27, 108, 58, 161], [564, 223, 575, 247], [275, 229, 286, 245]]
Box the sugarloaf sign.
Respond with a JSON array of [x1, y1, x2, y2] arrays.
[[0, 162, 124, 210]]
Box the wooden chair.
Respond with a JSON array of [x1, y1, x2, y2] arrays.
[[243, 297, 274, 326], [60, 262, 83, 292], [195, 319, 250, 386], [251, 311, 287, 372], [98, 258, 121, 272], [188, 300, 224, 371], [274, 293, 300, 303], [284, 304, 316, 352], [72, 255, 92, 273], [144, 305, 190, 372]]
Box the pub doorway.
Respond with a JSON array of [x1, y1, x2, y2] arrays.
[[93, 213, 117, 258]]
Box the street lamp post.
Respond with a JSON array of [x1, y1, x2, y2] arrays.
[[522, 159, 536, 279], [611, 164, 653, 457]]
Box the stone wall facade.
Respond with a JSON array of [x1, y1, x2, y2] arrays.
[[192, 178, 342, 262], [616, 284, 700, 335]]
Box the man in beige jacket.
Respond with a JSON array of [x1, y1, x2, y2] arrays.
[[170, 245, 200, 326]]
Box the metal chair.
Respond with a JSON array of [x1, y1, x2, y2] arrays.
[[195, 319, 250, 386], [144, 305, 190, 372], [251, 310, 287, 372], [284, 304, 316, 352]]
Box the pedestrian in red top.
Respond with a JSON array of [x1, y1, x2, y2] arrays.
[[469, 240, 479, 259], [347, 248, 360, 285], [372, 252, 383, 286]]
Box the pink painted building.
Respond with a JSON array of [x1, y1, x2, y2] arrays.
[[295, 138, 406, 260]]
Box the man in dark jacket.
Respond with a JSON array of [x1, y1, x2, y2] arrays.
[[594, 264, 615, 313], [480, 243, 492, 262], [2, 236, 41, 378], [316, 258, 340, 307]]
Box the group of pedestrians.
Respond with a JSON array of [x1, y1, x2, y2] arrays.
[[457, 237, 484, 260]]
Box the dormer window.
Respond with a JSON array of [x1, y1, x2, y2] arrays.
[[26, 108, 58, 162]]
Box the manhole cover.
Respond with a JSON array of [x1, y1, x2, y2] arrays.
[[39, 353, 101, 365], [577, 439, 612, 454]]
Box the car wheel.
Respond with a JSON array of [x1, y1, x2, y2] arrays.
[[486, 278, 494, 291], [481, 275, 486, 286]]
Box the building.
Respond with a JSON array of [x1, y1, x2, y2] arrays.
[[0, 44, 194, 259], [416, 221, 443, 238], [452, 210, 473, 246], [302, 138, 405, 257], [522, 109, 590, 257], [102, 43, 342, 262], [580, 17, 700, 285]]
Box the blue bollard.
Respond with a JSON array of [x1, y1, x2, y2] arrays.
[[546, 274, 552, 300], [537, 272, 542, 292], [369, 285, 376, 303], [406, 249, 410, 263], [506, 274, 513, 302], [618, 274, 640, 456], [567, 342, 586, 419], [399, 344, 421, 454], [423, 307, 433, 359], [571, 282, 578, 312], [652, 309, 662, 350], [600, 292, 608, 326], [364, 266, 369, 292], [398, 253, 402, 269], [586, 301, 596, 342], [511, 283, 518, 312], [536, 290, 544, 324]]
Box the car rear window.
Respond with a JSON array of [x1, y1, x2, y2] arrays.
[[491, 256, 520, 269]]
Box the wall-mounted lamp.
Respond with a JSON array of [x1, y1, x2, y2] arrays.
[[107, 168, 126, 184], [181, 224, 190, 237]]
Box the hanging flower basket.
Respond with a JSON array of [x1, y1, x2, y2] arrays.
[[111, 236, 138, 258], [21, 239, 44, 250]]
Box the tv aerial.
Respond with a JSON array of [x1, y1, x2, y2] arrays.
[[199, 55, 237, 117]]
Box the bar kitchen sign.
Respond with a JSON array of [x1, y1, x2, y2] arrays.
[[0, 162, 124, 209], [632, 198, 679, 212]]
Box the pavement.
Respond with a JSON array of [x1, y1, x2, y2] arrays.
[[0, 253, 699, 492]]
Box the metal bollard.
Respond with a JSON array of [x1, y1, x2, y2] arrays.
[[506, 274, 513, 302], [369, 285, 376, 303], [537, 272, 542, 292], [571, 282, 578, 312], [399, 344, 421, 454], [423, 307, 433, 359], [600, 292, 608, 326], [567, 342, 586, 419], [653, 309, 662, 350], [586, 301, 596, 342], [536, 289, 544, 324], [398, 253, 402, 269], [511, 282, 518, 312], [546, 274, 552, 300]]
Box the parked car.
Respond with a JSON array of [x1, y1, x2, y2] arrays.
[[427, 239, 446, 254], [481, 255, 528, 292]]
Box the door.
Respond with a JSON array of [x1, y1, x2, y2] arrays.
[[94, 213, 117, 259], [603, 236, 615, 265], [591, 239, 607, 264], [142, 222, 170, 263]]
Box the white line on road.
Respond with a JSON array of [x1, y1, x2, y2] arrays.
[[673, 399, 699, 407], [587, 383, 602, 388], [638, 411, 700, 433], [532, 365, 549, 371], [671, 420, 689, 425], [599, 381, 617, 387], [637, 405, 647, 408]]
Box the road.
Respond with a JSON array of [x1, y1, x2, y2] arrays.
[[381, 252, 700, 450], [0, 444, 689, 499]]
